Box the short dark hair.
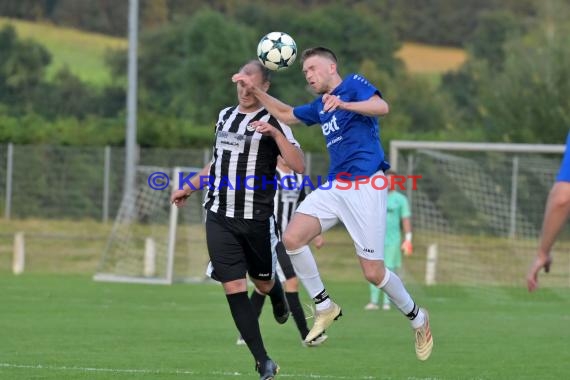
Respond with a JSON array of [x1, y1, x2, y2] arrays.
[[240, 60, 271, 83], [300, 47, 338, 65]]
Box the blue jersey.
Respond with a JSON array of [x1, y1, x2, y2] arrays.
[[556, 132, 570, 182], [293, 73, 390, 179]]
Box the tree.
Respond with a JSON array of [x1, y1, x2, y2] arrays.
[[108, 8, 257, 124], [467, 10, 525, 70], [477, 25, 570, 143], [0, 24, 51, 111], [141, 0, 168, 30]]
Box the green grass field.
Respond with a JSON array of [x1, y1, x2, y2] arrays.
[[1, 273, 569, 380]]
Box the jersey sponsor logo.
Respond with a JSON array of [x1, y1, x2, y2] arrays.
[[282, 192, 300, 202], [216, 131, 246, 153], [321, 115, 340, 136], [326, 135, 343, 148]]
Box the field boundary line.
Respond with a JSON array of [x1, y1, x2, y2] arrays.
[[0, 362, 387, 379]]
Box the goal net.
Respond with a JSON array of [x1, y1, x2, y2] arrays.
[[94, 166, 209, 284], [390, 141, 570, 288]]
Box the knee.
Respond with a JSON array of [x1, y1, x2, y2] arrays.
[[282, 231, 301, 251], [254, 280, 274, 294], [284, 277, 298, 292], [363, 265, 386, 286], [364, 271, 379, 285]]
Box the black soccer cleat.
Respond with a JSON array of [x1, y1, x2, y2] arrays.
[[256, 358, 279, 380], [271, 295, 290, 324]]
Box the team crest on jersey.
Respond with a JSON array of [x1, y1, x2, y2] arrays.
[[246, 123, 256, 132]]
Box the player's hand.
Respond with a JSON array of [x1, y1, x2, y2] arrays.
[[526, 252, 552, 292], [250, 120, 277, 137], [401, 240, 413, 256], [322, 94, 344, 113], [232, 73, 254, 90], [171, 189, 190, 208]]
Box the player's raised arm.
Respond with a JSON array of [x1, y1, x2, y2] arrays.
[[323, 93, 389, 117], [232, 73, 300, 125]]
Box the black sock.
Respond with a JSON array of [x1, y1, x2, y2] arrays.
[[286, 291, 310, 339], [250, 290, 266, 318], [226, 292, 268, 363], [267, 275, 285, 304]]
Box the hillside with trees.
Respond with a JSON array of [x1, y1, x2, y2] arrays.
[[0, 0, 569, 151]]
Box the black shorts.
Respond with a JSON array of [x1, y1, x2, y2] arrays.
[[206, 210, 278, 283]]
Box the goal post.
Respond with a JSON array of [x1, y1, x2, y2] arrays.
[[94, 165, 208, 285], [389, 140, 569, 288]]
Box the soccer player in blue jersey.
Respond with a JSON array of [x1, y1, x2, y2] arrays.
[[527, 132, 570, 292], [233, 47, 433, 360]]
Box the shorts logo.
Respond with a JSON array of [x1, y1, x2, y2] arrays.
[[363, 248, 375, 253]]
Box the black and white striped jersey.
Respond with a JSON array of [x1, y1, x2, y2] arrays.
[[274, 167, 306, 235], [203, 106, 300, 220]]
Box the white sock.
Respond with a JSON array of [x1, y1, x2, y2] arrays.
[[287, 245, 331, 311], [379, 269, 425, 328]]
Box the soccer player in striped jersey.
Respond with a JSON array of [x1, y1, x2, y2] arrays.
[[233, 47, 433, 361], [238, 155, 327, 347], [171, 60, 305, 380]]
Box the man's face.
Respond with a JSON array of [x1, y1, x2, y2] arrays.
[[302, 55, 335, 94], [237, 64, 266, 111]]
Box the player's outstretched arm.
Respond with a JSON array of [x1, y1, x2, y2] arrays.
[[527, 181, 570, 292], [323, 93, 389, 117], [232, 73, 300, 125], [171, 163, 211, 207]]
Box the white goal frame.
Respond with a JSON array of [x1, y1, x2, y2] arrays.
[[391, 140, 566, 239], [94, 166, 203, 285], [390, 140, 566, 286], [390, 140, 565, 172]]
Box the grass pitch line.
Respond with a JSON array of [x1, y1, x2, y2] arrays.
[[0, 362, 383, 379], [0, 363, 195, 375]]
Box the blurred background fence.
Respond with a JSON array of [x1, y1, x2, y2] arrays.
[[1, 142, 569, 289], [0, 144, 328, 221]]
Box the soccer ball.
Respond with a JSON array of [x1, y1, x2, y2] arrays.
[[257, 32, 297, 71]]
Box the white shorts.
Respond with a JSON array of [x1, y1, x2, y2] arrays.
[[296, 170, 387, 260]]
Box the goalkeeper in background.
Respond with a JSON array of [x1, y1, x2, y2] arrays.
[[365, 171, 413, 311], [527, 132, 570, 292]]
